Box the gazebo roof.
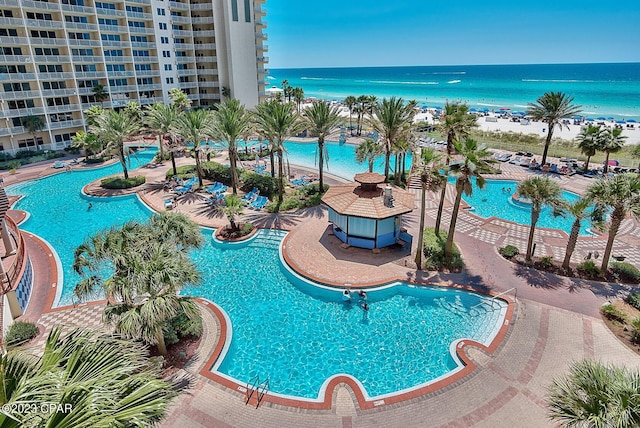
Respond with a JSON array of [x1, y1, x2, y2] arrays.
[[353, 172, 385, 185], [321, 182, 414, 220]]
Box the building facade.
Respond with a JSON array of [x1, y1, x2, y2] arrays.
[[0, 0, 267, 154]]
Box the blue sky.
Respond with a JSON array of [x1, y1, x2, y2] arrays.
[[266, 0, 640, 69]]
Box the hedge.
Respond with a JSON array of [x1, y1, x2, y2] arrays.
[[101, 175, 146, 189]]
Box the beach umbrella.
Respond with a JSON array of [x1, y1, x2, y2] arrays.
[[627, 119, 637, 123], [586, 118, 595, 121], [469, 108, 477, 112], [480, 108, 490, 113], [597, 117, 606, 121], [608, 117, 615, 121], [606, 160, 619, 166], [499, 107, 510, 111], [616, 120, 626, 124]]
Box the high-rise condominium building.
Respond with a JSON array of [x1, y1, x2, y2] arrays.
[[0, 0, 267, 154]]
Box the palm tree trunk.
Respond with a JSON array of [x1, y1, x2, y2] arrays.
[[401, 153, 407, 183], [155, 331, 168, 356], [118, 145, 129, 179], [525, 209, 540, 262], [601, 207, 623, 271], [194, 149, 204, 187], [170, 151, 177, 176], [158, 135, 164, 159], [603, 151, 611, 174], [318, 138, 324, 192], [541, 123, 554, 166], [435, 183, 447, 235], [368, 157, 374, 173], [229, 149, 239, 194], [384, 142, 391, 181], [562, 219, 581, 269], [269, 150, 275, 177], [348, 113, 353, 135], [585, 155, 591, 172], [444, 183, 464, 259], [276, 147, 285, 208], [414, 181, 427, 268]]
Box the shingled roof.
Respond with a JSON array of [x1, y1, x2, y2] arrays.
[[321, 182, 414, 220]]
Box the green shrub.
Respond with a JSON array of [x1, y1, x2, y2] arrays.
[[625, 292, 640, 311], [14, 149, 36, 159], [632, 317, 640, 344], [499, 245, 519, 259], [241, 222, 254, 235], [154, 151, 171, 162], [611, 262, 640, 282], [422, 227, 463, 271], [163, 312, 203, 346], [0, 152, 13, 162], [165, 164, 197, 179], [299, 182, 329, 196], [202, 161, 231, 184], [101, 175, 146, 189], [4, 321, 39, 346], [240, 170, 278, 198], [539, 256, 554, 268], [85, 157, 106, 164], [600, 304, 627, 324], [577, 260, 602, 279], [237, 148, 271, 161], [64, 146, 82, 154]]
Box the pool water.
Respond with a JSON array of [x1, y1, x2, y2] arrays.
[[7, 151, 507, 400], [451, 178, 592, 235]]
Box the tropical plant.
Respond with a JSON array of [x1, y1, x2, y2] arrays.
[[414, 148, 445, 268], [344, 95, 357, 135], [370, 96, 416, 181], [174, 109, 214, 187], [71, 131, 102, 159], [0, 327, 180, 427], [91, 84, 109, 106], [123, 101, 143, 122], [517, 177, 565, 262], [587, 173, 640, 271], [445, 138, 494, 259], [281, 79, 291, 103], [393, 137, 411, 184], [21, 115, 45, 151], [168, 88, 192, 111], [221, 86, 231, 99], [210, 99, 251, 194], [220, 194, 244, 231], [546, 359, 640, 428], [145, 102, 180, 169], [89, 109, 141, 179], [562, 198, 596, 270], [355, 137, 384, 172], [631, 144, 640, 173], [599, 127, 627, 174], [253, 99, 303, 209], [292, 87, 304, 112], [73, 212, 203, 355], [577, 124, 603, 171], [434, 102, 478, 235], [303, 101, 342, 191], [526, 92, 582, 166], [83, 105, 104, 127]]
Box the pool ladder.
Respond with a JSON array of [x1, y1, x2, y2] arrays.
[[471, 287, 517, 311], [245, 375, 270, 408]]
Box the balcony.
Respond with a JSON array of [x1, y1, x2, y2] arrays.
[[255, 31, 266, 39], [45, 104, 81, 114], [107, 70, 135, 78], [178, 81, 198, 89], [38, 72, 75, 80], [189, 3, 212, 11], [0, 107, 45, 119], [192, 30, 215, 37], [30, 38, 69, 46], [65, 22, 99, 31], [128, 26, 154, 35], [126, 11, 152, 20], [67, 39, 102, 47], [135, 69, 161, 77], [25, 19, 65, 29], [133, 56, 158, 63], [59, 3, 96, 14], [197, 81, 219, 88], [98, 24, 130, 33], [131, 41, 157, 49], [104, 56, 134, 63], [137, 83, 162, 91], [0, 0, 19, 6], [41, 88, 78, 97], [109, 85, 138, 93], [194, 43, 216, 50], [172, 29, 194, 37], [72, 55, 105, 63], [0, 73, 37, 81], [0, 36, 29, 46], [95, 7, 127, 18], [34, 55, 71, 63], [195, 56, 217, 63], [174, 43, 194, 50], [194, 69, 218, 76], [75, 71, 108, 79], [1, 90, 41, 100], [102, 40, 131, 48], [126, 0, 151, 5], [178, 68, 197, 75], [48, 119, 85, 130], [191, 16, 214, 24], [21, 0, 61, 11]]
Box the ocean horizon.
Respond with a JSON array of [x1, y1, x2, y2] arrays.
[[268, 62, 640, 121]]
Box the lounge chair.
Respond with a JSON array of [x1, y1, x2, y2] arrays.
[[509, 156, 522, 165], [164, 199, 174, 210], [205, 182, 223, 194], [174, 183, 193, 195], [250, 196, 268, 210], [242, 188, 258, 202], [52, 161, 66, 169]]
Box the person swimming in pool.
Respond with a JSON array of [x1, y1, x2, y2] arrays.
[[342, 289, 351, 302], [88, 203, 93, 211], [358, 289, 367, 300]]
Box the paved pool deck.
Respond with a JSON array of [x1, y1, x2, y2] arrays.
[[5, 153, 640, 427]]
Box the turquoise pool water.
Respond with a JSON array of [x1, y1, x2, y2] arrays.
[[451, 178, 591, 236], [6, 151, 506, 400]]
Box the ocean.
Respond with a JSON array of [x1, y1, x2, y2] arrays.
[[268, 63, 640, 121]]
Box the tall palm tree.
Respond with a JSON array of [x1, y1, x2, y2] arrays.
[[292, 87, 304, 113], [577, 124, 603, 172], [562, 198, 594, 270], [21, 115, 45, 151], [599, 127, 627, 174], [144, 102, 180, 170], [546, 359, 640, 428], [90, 109, 141, 179], [526, 92, 582, 166], [73, 213, 203, 355], [444, 139, 494, 259], [169, 88, 192, 111], [394, 136, 411, 184], [253, 100, 303, 209], [174, 109, 214, 187], [71, 131, 101, 159], [220, 194, 244, 231], [415, 148, 445, 268], [210, 99, 251, 194], [92, 83, 109, 107], [83, 105, 104, 127], [344, 95, 357, 135], [0, 327, 179, 427], [587, 173, 640, 271], [304, 101, 342, 191], [355, 95, 370, 136], [370, 96, 416, 181], [123, 101, 143, 122], [281, 79, 291, 103], [434, 102, 478, 235], [355, 137, 384, 172], [517, 177, 565, 262]]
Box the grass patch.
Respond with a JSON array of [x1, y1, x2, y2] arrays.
[[265, 183, 328, 213], [600, 304, 628, 324], [499, 245, 520, 259], [101, 175, 146, 189], [4, 321, 39, 347], [421, 227, 463, 271]]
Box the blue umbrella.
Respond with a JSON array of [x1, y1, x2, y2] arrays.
[[434, 106, 443, 110], [421, 105, 428, 109], [586, 118, 595, 121], [616, 120, 626, 124], [597, 117, 606, 120], [627, 119, 637, 123], [480, 108, 490, 112], [469, 108, 478, 112], [608, 117, 615, 121]]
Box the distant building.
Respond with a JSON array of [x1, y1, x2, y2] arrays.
[[0, 0, 267, 154]]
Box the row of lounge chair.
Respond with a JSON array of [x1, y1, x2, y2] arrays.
[[205, 182, 228, 195], [173, 177, 198, 195], [205, 193, 226, 207], [241, 187, 268, 209]]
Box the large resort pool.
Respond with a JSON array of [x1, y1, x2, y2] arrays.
[[6, 149, 510, 403]]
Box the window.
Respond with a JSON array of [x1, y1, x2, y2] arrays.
[[135, 64, 151, 71], [106, 64, 125, 71], [54, 133, 76, 143], [46, 97, 71, 107], [137, 77, 152, 85], [159, 23, 167, 30], [27, 12, 53, 20], [162, 50, 170, 58], [164, 64, 172, 71], [175, 51, 186, 57], [8, 99, 36, 109], [131, 36, 148, 42], [98, 18, 118, 25], [104, 49, 123, 57], [128, 21, 146, 28], [231, 0, 238, 21], [0, 65, 27, 74], [2, 47, 22, 55], [0, 28, 18, 37], [65, 15, 88, 23], [95, 2, 115, 9], [172, 24, 183, 30], [156, 8, 165, 15], [170, 11, 182, 16], [179, 76, 189, 83], [34, 48, 60, 56], [3, 83, 31, 92], [0, 10, 14, 17], [161, 36, 169, 44], [166, 77, 173, 84], [108, 78, 127, 86], [18, 138, 42, 149], [50, 113, 74, 122], [62, 0, 84, 5], [42, 81, 67, 90], [101, 34, 121, 41], [39, 64, 63, 73], [68, 32, 91, 40], [244, 0, 251, 22], [71, 48, 94, 56], [177, 64, 188, 70], [75, 64, 96, 72], [126, 6, 142, 12], [30, 30, 57, 38], [78, 79, 99, 88], [132, 50, 150, 57]]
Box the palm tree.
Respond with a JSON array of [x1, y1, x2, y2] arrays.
[[73, 213, 203, 355], [526, 92, 582, 166], [517, 177, 565, 262], [174, 109, 214, 187], [434, 102, 478, 235], [0, 327, 179, 427], [444, 138, 494, 259], [304, 101, 342, 191], [221, 86, 231, 99], [587, 173, 640, 271], [561, 198, 594, 270], [577, 124, 603, 172], [546, 359, 640, 428], [169, 88, 192, 111], [83, 105, 104, 127], [344, 95, 357, 135], [599, 127, 627, 174], [90, 109, 141, 179], [220, 194, 244, 231], [253, 99, 303, 209], [91, 83, 109, 106], [292, 87, 304, 113], [210, 99, 251, 194], [394, 137, 411, 184], [71, 131, 101, 159], [631, 144, 640, 173], [355, 95, 370, 136], [145, 102, 180, 170], [370, 96, 416, 181], [415, 148, 445, 268], [281, 79, 290, 103], [355, 137, 384, 172], [21, 115, 45, 151], [123, 101, 143, 122]]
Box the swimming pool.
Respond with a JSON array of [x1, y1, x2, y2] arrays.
[[7, 152, 507, 402], [453, 178, 592, 235]]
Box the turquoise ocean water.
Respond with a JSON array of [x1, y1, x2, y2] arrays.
[[269, 63, 640, 121]]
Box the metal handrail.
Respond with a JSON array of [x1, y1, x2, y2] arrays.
[[471, 287, 517, 309]]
